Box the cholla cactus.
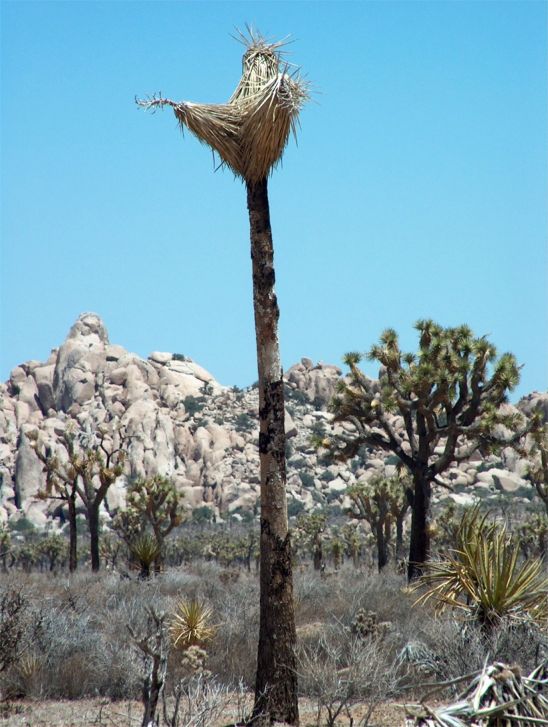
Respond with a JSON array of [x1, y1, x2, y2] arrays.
[[180, 644, 211, 678], [351, 608, 392, 640]]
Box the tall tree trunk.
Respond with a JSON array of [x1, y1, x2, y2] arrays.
[[89, 503, 101, 572], [313, 535, 323, 571], [407, 472, 431, 582], [68, 490, 78, 573], [248, 178, 299, 726], [395, 513, 405, 562], [375, 520, 388, 572]]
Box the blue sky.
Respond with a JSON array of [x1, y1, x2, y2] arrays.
[[1, 1, 546, 400]]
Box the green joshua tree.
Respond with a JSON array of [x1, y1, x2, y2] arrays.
[[38, 532, 66, 572], [325, 321, 527, 581], [341, 523, 362, 568], [346, 474, 409, 571], [295, 513, 327, 570], [137, 30, 308, 723], [113, 475, 184, 573]]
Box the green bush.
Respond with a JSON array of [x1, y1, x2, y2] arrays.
[[183, 396, 205, 417], [299, 472, 315, 489]]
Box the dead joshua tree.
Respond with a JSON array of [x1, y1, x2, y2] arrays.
[[137, 30, 308, 724], [128, 608, 169, 727], [30, 423, 126, 572]]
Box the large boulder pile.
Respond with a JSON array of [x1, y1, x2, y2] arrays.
[[0, 313, 544, 529]]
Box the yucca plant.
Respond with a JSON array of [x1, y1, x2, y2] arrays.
[[130, 533, 161, 579], [411, 507, 548, 631], [170, 600, 216, 651]]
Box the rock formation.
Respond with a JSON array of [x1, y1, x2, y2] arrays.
[[0, 313, 545, 529]]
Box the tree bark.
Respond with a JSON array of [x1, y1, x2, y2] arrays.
[[68, 491, 78, 573], [375, 520, 389, 572], [247, 178, 299, 725], [407, 471, 431, 581], [395, 513, 405, 562], [313, 535, 323, 571], [89, 503, 101, 572]]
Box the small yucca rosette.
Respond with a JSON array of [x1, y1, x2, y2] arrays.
[[170, 599, 217, 650]]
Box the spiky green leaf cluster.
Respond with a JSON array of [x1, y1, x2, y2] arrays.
[[129, 533, 161, 570], [170, 600, 216, 650], [325, 321, 527, 484], [346, 474, 409, 527], [411, 507, 548, 629]]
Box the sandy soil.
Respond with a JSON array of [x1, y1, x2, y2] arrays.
[[0, 697, 410, 726]]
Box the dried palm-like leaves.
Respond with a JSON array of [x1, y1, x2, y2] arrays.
[[404, 660, 548, 726], [137, 30, 309, 183]]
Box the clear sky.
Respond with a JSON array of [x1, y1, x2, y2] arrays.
[[1, 1, 546, 400]]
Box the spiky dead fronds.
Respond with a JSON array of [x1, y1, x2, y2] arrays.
[[405, 660, 548, 726], [137, 31, 309, 183]]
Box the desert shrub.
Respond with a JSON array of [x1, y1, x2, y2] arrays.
[[298, 621, 401, 726], [0, 588, 28, 673], [287, 498, 306, 518], [192, 506, 215, 525], [285, 386, 309, 406], [399, 616, 548, 693], [234, 413, 254, 432], [299, 471, 315, 489], [205, 574, 259, 687], [183, 395, 204, 417]]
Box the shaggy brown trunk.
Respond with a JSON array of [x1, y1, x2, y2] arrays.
[[68, 490, 78, 573], [407, 471, 431, 582], [248, 178, 299, 726]]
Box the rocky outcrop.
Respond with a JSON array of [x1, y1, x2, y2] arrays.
[[0, 313, 544, 530], [285, 358, 342, 409]]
